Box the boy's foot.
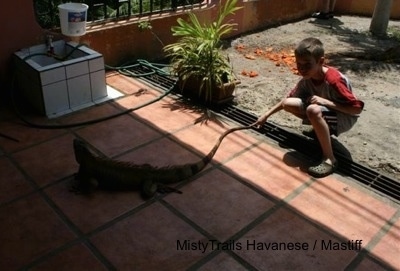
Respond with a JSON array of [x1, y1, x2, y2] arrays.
[[311, 11, 333, 20], [308, 160, 338, 178]]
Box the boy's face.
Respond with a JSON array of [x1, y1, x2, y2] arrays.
[[295, 55, 324, 79]]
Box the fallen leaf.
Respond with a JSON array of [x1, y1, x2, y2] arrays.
[[255, 48, 264, 55], [245, 54, 256, 60], [249, 71, 258, 77]]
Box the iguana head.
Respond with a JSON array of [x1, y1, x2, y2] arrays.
[[73, 139, 91, 164]]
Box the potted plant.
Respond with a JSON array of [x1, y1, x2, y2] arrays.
[[164, 0, 242, 105]]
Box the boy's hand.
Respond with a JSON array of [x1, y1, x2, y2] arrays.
[[253, 116, 267, 129], [309, 95, 329, 106]]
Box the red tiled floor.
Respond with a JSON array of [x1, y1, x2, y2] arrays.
[[289, 176, 398, 250], [0, 193, 76, 270], [112, 87, 165, 108], [75, 114, 163, 157], [1, 73, 399, 270], [57, 102, 122, 128], [236, 207, 358, 270], [355, 258, 391, 271], [12, 134, 77, 187], [0, 157, 33, 204], [223, 141, 310, 200], [90, 202, 211, 270], [171, 121, 259, 164], [106, 72, 150, 95], [368, 215, 400, 269], [44, 179, 146, 233], [166, 169, 275, 241], [0, 118, 66, 152], [197, 252, 248, 271], [29, 243, 108, 271], [119, 136, 205, 167], [132, 98, 205, 134]]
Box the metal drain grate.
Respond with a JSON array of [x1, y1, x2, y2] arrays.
[[217, 104, 400, 203], [125, 64, 400, 203]]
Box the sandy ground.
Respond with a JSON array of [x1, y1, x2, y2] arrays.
[[223, 15, 400, 181]]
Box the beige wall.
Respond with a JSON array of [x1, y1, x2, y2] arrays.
[[1, 0, 399, 91]]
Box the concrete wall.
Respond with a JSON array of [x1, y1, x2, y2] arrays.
[[1, 0, 400, 91]]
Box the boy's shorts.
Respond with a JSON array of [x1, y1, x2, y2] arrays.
[[302, 105, 338, 135], [301, 101, 358, 136]]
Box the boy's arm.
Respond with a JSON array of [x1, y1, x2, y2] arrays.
[[308, 95, 363, 115], [324, 68, 365, 115], [253, 100, 284, 128], [254, 81, 306, 128]]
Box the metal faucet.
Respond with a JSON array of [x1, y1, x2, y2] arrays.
[[46, 35, 54, 55]]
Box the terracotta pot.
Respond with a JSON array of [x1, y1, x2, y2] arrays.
[[178, 75, 240, 105]]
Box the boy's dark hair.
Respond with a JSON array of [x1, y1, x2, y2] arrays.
[[294, 38, 325, 60]]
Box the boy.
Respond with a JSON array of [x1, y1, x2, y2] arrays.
[[254, 38, 364, 177]]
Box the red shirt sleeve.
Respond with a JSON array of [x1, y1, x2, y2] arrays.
[[325, 68, 364, 109]]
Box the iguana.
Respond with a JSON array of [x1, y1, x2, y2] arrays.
[[72, 125, 253, 198]]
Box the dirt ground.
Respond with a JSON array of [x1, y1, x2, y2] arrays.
[[223, 15, 400, 181]]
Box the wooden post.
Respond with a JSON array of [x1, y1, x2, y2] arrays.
[[370, 0, 393, 36]]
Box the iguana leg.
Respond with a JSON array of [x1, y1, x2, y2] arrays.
[[71, 167, 97, 194], [157, 184, 182, 194], [142, 180, 158, 198]]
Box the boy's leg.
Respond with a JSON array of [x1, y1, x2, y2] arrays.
[[281, 99, 337, 177], [303, 107, 337, 137], [306, 104, 337, 176], [281, 97, 307, 119]]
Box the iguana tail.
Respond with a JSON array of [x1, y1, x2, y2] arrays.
[[160, 125, 254, 184]]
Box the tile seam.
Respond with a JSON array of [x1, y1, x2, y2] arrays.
[[344, 208, 400, 270]]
